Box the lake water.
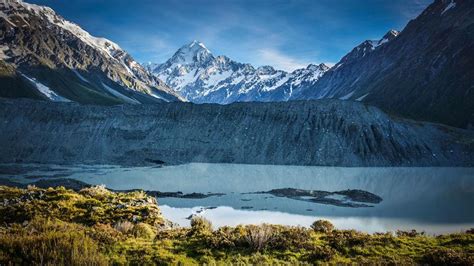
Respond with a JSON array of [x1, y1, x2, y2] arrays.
[[2, 163, 473, 234]]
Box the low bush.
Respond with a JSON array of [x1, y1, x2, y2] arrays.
[[243, 224, 275, 251], [90, 223, 123, 245], [396, 229, 424, 237], [305, 245, 336, 262], [325, 229, 371, 253], [189, 216, 213, 237], [0, 217, 108, 265], [270, 226, 312, 251], [132, 222, 156, 239], [311, 219, 335, 233], [208, 225, 245, 249], [422, 248, 474, 265]]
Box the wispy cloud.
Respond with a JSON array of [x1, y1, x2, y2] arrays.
[[257, 49, 310, 72], [42, 0, 433, 67]]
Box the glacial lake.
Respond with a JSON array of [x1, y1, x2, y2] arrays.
[[1, 163, 473, 234]]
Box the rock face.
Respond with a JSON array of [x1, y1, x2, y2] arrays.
[[294, 0, 474, 128], [0, 99, 472, 167], [149, 40, 329, 104], [0, 0, 183, 104]]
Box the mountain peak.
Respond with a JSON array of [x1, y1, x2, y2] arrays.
[[307, 63, 329, 72], [372, 29, 399, 48], [381, 30, 399, 42], [169, 40, 213, 66], [256, 65, 276, 75], [188, 40, 209, 51]]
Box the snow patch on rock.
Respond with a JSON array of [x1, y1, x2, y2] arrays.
[[21, 74, 70, 102], [441, 1, 456, 15], [101, 82, 140, 104]]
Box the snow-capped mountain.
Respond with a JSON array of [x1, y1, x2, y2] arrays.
[[290, 29, 400, 101], [330, 30, 399, 73], [293, 0, 474, 128], [0, 0, 182, 104], [149, 40, 329, 104]]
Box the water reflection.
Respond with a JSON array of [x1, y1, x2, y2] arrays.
[[3, 163, 474, 234]]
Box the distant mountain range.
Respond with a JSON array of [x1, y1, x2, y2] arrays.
[[0, 0, 472, 128], [149, 0, 473, 128], [146, 31, 401, 104], [0, 0, 182, 104], [146, 40, 329, 104]]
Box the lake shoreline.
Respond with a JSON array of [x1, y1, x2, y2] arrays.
[[1, 163, 473, 234], [1, 185, 473, 265]]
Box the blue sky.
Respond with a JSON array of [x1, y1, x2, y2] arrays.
[[29, 0, 432, 71]]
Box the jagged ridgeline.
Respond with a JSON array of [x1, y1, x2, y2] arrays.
[[0, 99, 472, 166], [147, 40, 330, 104], [0, 0, 183, 104]]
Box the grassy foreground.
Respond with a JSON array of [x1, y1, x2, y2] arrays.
[[0, 185, 473, 265]]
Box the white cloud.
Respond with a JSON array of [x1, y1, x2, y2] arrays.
[[257, 49, 309, 72], [324, 62, 336, 68]]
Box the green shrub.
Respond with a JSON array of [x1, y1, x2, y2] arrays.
[[396, 229, 424, 237], [209, 225, 245, 249], [189, 216, 213, 237], [270, 226, 312, 251], [326, 230, 370, 253], [421, 248, 474, 265], [311, 220, 335, 233], [90, 223, 122, 245], [0, 217, 108, 265], [243, 224, 275, 251], [305, 245, 336, 262], [132, 223, 156, 239]]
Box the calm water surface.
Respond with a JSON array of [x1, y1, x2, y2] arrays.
[[3, 163, 473, 234]]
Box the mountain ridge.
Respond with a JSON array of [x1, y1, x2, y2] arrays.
[[0, 0, 183, 104], [293, 0, 474, 128], [148, 40, 329, 104], [148, 27, 400, 105]]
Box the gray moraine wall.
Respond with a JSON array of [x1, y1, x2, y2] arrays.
[[0, 98, 472, 167]]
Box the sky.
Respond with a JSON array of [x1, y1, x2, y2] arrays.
[[29, 0, 433, 71]]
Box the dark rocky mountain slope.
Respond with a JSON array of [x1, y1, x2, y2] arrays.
[[0, 98, 472, 167], [0, 0, 183, 104], [294, 0, 474, 128]]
